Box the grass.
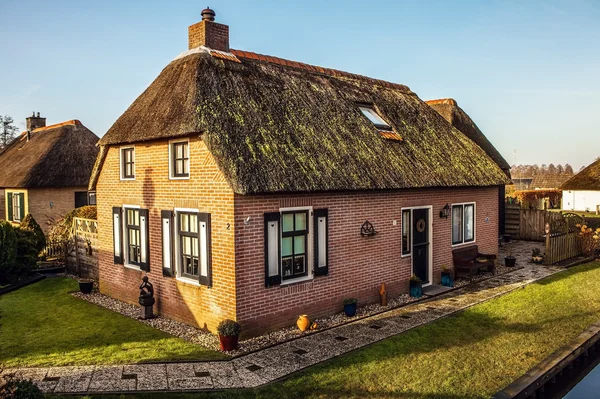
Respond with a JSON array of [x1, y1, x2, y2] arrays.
[[76, 261, 600, 399], [0, 277, 225, 368]]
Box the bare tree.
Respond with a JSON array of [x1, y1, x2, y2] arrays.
[[556, 164, 564, 175], [564, 164, 574, 175], [0, 115, 19, 149]]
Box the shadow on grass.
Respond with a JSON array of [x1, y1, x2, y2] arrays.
[[533, 261, 600, 286]]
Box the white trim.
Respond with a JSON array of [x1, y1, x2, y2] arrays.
[[401, 206, 433, 287], [451, 202, 477, 248], [119, 145, 136, 181], [174, 207, 200, 281], [400, 208, 412, 258], [122, 204, 141, 269], [168, 138, 191, 180], [278, 206, 314, 285]]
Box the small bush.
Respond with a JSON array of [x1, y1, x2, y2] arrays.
[[343, 298, 357, 305], [0, 374, 44, 399], [15, 228, 38, 274], [20, 214, 46, 254], [216, 319, 241, 337], [0, 221, 18, 284]]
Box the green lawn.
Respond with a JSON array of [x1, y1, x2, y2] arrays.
[[79, 261, 600, 399], [0, 277, 225, 368]]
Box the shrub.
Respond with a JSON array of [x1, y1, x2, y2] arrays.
[[343, 298, 357, 305], [0, 374, 43, 399], [15, 228, 38, 274], [216, 319, 241, 337], [20, 214, 46, 254], [47, 206, 97, 245], [0, 221, 18, 284]]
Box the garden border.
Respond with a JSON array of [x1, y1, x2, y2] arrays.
[[0, 274, 46, 297]]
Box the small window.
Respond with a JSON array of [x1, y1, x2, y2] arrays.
[[179, 212, 199, 279], [171, 141, 189, 178], [452, 203, 475, 245], [125, 208, 141, 265], [75, 191, 88, 208], [11, 193, 25, 222], [281, 210, 309, 281], [402, 209, 411, 255], [88, 191, 97, 206], [359, 105, 391, 131], [121, 148, 135, 179]]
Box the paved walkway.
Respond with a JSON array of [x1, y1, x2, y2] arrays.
[[2, 241, 562, 394]]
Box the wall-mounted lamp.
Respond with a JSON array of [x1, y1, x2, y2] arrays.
[[439, 203, 450, 219]]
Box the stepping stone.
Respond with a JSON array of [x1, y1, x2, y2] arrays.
[[293, 349, 307, 355], [369, 324, 382, 330], [121, 373, 137, 380], [246, 364, 262, 372], [43, 376, 60, 382], [334, 336, 348, 341], [400, 315, 411, 319], [194, 371, 210, 378]]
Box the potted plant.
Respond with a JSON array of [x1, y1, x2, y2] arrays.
[[440, 265, 454, 287], [78, 278, 94, 294], [531, 248, 544, 264], [343, 298, 358, 317], [505, 248, 517, 267], [409, 275, 423, 298], [217, 319, 241, 351]]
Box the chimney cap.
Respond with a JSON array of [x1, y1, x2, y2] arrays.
[[201, 7, 216, 22]]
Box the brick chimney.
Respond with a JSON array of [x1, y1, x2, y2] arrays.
[[26, 112, 46, 131], [188, 7, 229, 52]]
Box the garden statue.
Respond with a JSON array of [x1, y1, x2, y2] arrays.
[[138, 276, 155, 319]]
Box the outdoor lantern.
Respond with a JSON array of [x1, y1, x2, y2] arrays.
[[440, 203, 450, 219]]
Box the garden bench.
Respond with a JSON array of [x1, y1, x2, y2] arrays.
[[452, 245, 496, 281]]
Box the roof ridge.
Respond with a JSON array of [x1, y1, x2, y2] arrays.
[[230, 49, 412, 93], [425, 98, 457, 106], [20, 119, 81, 136]]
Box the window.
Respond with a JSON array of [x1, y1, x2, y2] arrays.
[[121, 147, 135, 179], [171, 141, 189, 178], [178, 212, 199, 279], [6, 192, 25, 222], [75, 191, 88, 208], [452, 203, 475, 245], [125, 208, 141, 266], [281, 211, 309, 280], [402, 209, 411, 255], [359, 105, 391, 131], [88, 191, 97, 206]]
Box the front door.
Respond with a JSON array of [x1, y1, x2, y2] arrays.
[[412, 208, 430, 284]]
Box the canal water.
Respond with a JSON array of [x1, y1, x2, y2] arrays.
[[562, 360, 600, 398]]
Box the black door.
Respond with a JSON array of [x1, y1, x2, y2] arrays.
[[412, 208, 429, 284]]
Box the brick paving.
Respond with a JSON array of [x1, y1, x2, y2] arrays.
[[1, 240, 563, 394]]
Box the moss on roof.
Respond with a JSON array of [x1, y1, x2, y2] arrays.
[[561, 159, 600, 191], [93, 49, 510, 194]]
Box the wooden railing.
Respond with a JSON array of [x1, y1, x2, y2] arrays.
[[544, 231, 583, 265], [42, 240, 67, 260]]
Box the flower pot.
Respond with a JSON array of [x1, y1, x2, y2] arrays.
[[344, 303, 357, 317], [505, 256, 517, 267], [79, 281, 93, 294], [219, 334, 239, 351], [441, 272, 454, 287], [296, 314, 310, 331], [409, 280, 422, 298]]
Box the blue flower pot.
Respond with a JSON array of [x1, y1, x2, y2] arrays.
[[441, 273, 454, 287], [344, 303, 357, 317], [409, 281, 422, 298]]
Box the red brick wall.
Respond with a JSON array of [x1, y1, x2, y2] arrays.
[[95, 137, 236, 332], [28, 187, 86, 232], [234, 187, 499, 336], [188, 20, 229, 52]]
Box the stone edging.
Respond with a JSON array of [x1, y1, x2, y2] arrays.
[[0, 274, 45, 296]]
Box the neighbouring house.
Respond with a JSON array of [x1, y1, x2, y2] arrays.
[[425, 98, 511, 234], [89, 8, 511, 336], [531, 175, 571, 191], [511, 177, 533, 190], [0, 114, 99, 232], [561, 158, 600, 212]]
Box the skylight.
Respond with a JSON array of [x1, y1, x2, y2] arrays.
[[359, 106, 391, 131]]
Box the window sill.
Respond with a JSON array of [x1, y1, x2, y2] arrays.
[[169, 176, 190, 181], [280, 275, 313, 286], [120, 178, 136, 181], [176, 277, 201, 287], [401, 253, 411, 258], [451, 240, 476, 248], [124, 264, 142, 271]]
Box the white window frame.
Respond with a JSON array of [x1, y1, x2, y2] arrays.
[[358, 105, 392, 131], [119, 146, 136, 181], [400, 208, 412, 258], [451, 202, 476, 247], [400, 206, 433, 286], [122, 204, 141, 270], [12, 192, 25, 222], [279, 206, 313, 286], [174, 207, 202, 286], [169, 138, 191, 180]]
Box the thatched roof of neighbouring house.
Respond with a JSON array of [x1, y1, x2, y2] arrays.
[[90, 47, 510, 194], [530, 174, 572, 190], [0, 120, 99, 188], [561, 159, 600, 191], [425, 98, 511, 173]]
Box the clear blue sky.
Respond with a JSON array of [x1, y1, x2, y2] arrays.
[[1, 0, 598, 169]]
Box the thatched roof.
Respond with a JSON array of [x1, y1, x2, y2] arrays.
[[92, 46, 510, 193], [530, 174, 571, 189], [0, 120, 99, 188], [561, 159, 600, 191], [425, 98, 510, 172]]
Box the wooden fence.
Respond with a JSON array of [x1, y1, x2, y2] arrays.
[[67, 217, 99, 280]]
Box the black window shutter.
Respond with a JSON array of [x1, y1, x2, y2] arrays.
[[139, 208, 150, 272], [161, 210, 174, 277], [112, 207, 123, 264], [198, 213, 212, 287], [314, 208, 329, 276], [18, 194, 25, 220], [264, 212, 281, 287], [6, 192, 13, 221]]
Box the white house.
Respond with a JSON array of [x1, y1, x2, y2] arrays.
[[561, 158, 600, 213]]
